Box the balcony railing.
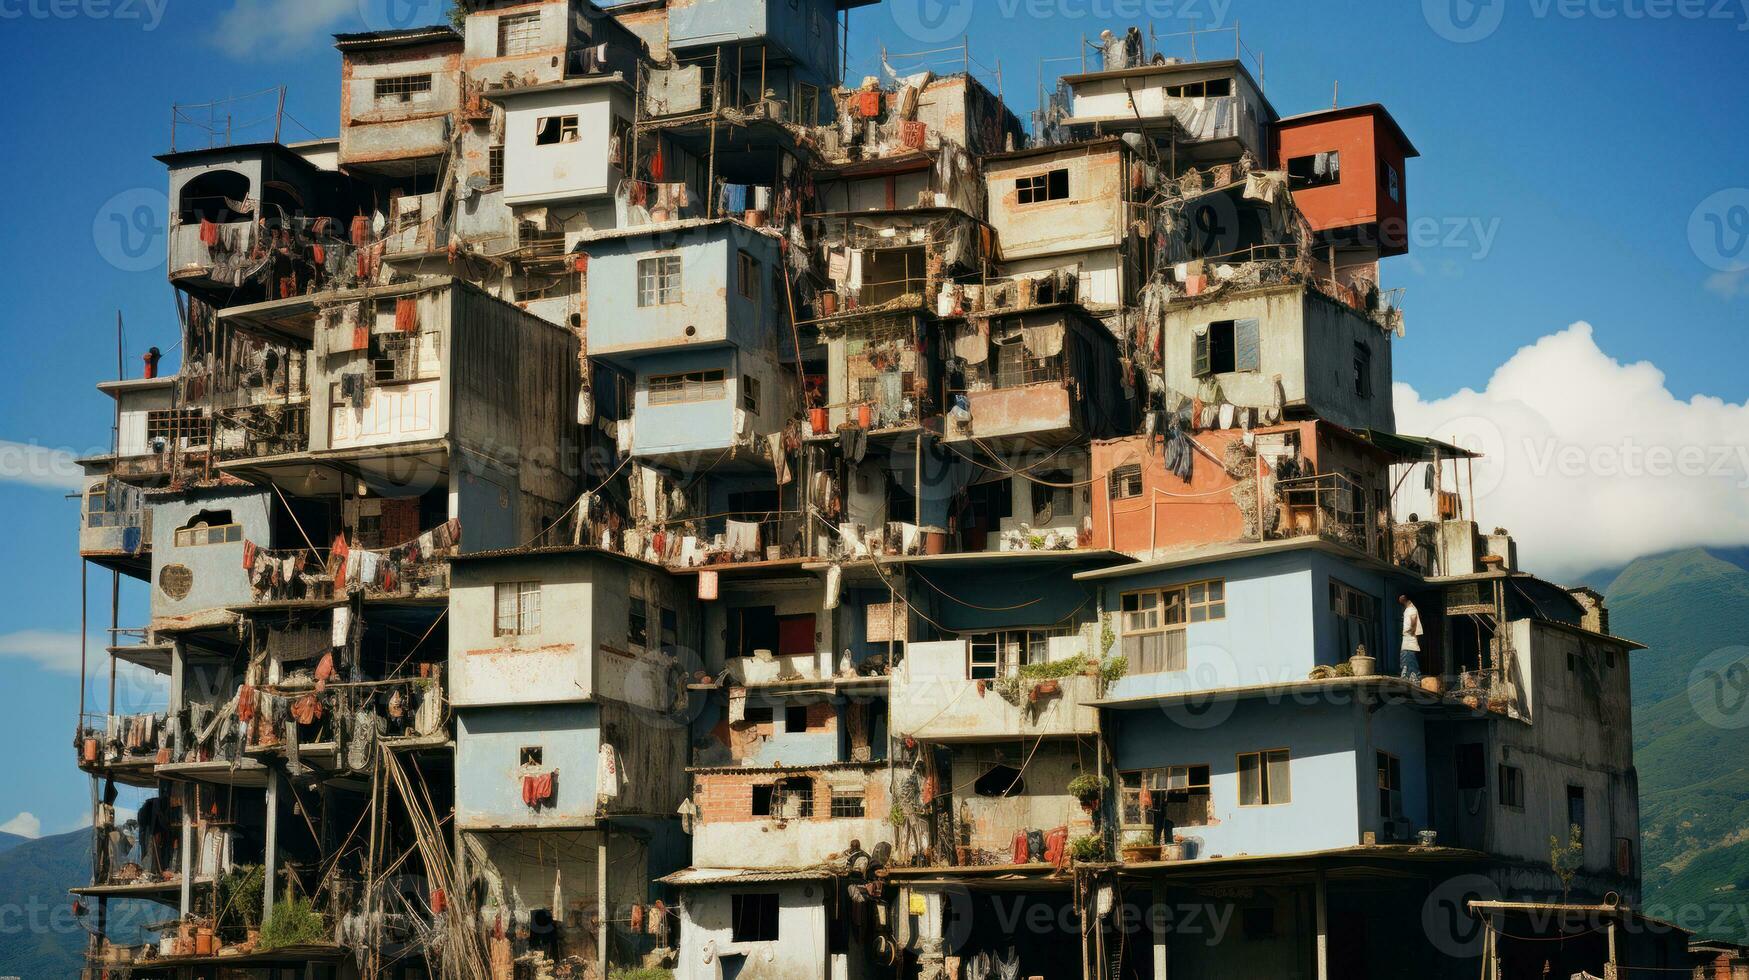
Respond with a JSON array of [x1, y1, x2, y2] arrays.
[[1269, 472, 1386, 561], [213, 401, 311, 462]]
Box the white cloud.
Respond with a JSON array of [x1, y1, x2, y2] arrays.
[[208, 0, 358, 59], [0, 439, 86, 492], [0, 630, 89, 674], [1394, 323, 1749, 583], [0, 812, 41, 839], [1706, 270, 1747, 300], [0, 631, 171, 710]]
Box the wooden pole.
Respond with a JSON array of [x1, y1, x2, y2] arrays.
[[597, 835, 610, 980]]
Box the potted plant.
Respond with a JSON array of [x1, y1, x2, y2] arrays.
[[1067, 773, 1109, 812], [1121, 833, 1161, 864], [1068, 834, 1108, 864]]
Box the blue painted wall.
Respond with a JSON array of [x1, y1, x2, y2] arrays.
[[457, 703, 602, 829], [584, 224, 782, 358], [149, 487, 273, 620]]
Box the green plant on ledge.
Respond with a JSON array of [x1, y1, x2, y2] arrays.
[[610, 970, 675, 980], [1068, 834, 1108, 863], [259, 894, 327, 950], [1124, 832, 1156, 849], [214, 865, 264, 939], [1066, 773, 1109, 800]]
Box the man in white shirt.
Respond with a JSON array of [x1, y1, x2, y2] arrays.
[[1399, 594, 1423, 683]]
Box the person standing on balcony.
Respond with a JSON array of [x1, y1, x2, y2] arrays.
[[1399, 594, 1423, 683]]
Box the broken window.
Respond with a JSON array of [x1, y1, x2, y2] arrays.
[[1287, 151, 1341, 189], [779, 777, 814, 818], [1377, 751, 1402, 819], [1238, 749, 1291, 806], [637, 255, 682, 306], [1498, 764, 1524, 809], [648, 369, 725, 406], [520, 746, 544, 767], [494, 581, 542, 636], [370, 332, 440, 385], [751, 784, 775, 816], [535, 114, 580, 146], [497, 11, 542, 56], [965, 630, 1063, 679], [1109, 464, 1143, 500], [373, 74, 433, 104], [795, 83, 820, 126], [730, 893, 780, 941], [973, 765, 1026, 798], [146, 409, 211, 452], [174, 511, 241, 548], [1016, 168, 1070, 205], [1192, 318, 1260, 377], [1163, 78, 1232, 98]]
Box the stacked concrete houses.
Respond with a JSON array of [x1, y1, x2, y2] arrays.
[[68, 4, 1691, 979]]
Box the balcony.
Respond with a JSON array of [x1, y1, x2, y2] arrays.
[[890, 637, 1103, 741], [76, 711, 169, 788], [1266, 472, 1387, 562], [665, 512, 807, 568]]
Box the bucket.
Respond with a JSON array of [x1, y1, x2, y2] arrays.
[[818, 291, 839, 317], [83, 738, 98, 764], [922, 528, 948, 555], [857, 404, 873, 429], [810, 407, 830, 435]]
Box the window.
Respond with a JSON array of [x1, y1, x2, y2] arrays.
[[648, 369, 726, 406], [1498, 764, 1524, 809], [371, 331, 440, 384], [1353, 341, 1373, 399], [830, 792, 866, 818], [1287, 151, 1342, 189], [1120, 766, 1211, 828], [1384, 161, 1401, 203], [497, 12, 542, 57], [1455, 743, 1486, 791], [1376, 751, 1403, 819], [965, 629, 1064, 680], [1238, 749, 1291, 806], [741, 375, 761, 414], [780, 777, 815, 818], [373, 74, 432, 104], [519, 746, 544, 767], [487, 145, 505, 187], [628, 597, 649, 649], [1016, 168, 1070, 205], [147, 410, 211, 451], [738, 250, 761, 301], [795, 83, 820, 125], [1162, 78, 1231, 98], [730, 894, 780, 942], [730, 606, 780, 658], [973, 765, 1026, 798], [494, 581, 542, 636], [744, 705, 774, 726], [1329, 580, 1380, 662], [784, 705, 811, 733], [752, 784, 776, 816], [1566, 785, 1586, 841], [1192, 319, 1260, 377], [173, 511, 241, 548], [535, 114, 580, 145], [637, 255, 682, 306], [1109, 464, 1143, 500], [1120, 581, 1223, 675]]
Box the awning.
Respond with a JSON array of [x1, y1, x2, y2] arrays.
[[1357, 429, 1480, 462]]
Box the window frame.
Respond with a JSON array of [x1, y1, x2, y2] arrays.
[[1237, 748, 1292, 807], [648, 369, 727, 406], [730, 893, 781, 942], [1119, 764, 1212, 829], [173, 517, 242, 548], [1109, 464, 1143, 501], [637, 254, 683, 307], [964, 628, 1066, 680], [1119, 580, 1224, 675], [1376, 750, 1403, 820], [496, 11, 542, 57], [741, 374, 761, 414], [737, 249, 761, 301], [1287, 150, 1342, 190], [535, 114, 581, 146], [494, 580, 543, 637], [372, 73, 433, 104], [1498, 763, 1525, 810], [1015, 168, 1070, 205]]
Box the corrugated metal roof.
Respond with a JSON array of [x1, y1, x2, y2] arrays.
[[658, 867, 836, 887]]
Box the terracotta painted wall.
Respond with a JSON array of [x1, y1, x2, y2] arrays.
[[1274, 114, 1412, 254]]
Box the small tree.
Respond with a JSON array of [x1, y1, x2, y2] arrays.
[[1548, 824, 1584, 901]]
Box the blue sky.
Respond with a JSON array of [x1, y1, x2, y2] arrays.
[[0, 0, 1743, 835]]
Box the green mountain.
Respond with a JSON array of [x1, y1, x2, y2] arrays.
[[1612, 548, 1749, 941], [0, 832, 30, 855], [0, 829, 95, 979]]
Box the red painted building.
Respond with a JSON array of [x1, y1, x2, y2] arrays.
[[1273, 103, 1420, 258]]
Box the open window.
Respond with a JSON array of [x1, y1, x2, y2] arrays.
[[1016, 168, 1070, 205], [535, 114, 580, 146], [1287, 151, 1342, 189], [730, 894, 780, 942], [729, 606, 781, 658], [178, 169, 251, 224], [1192, 319, 1260, 377], [973, 765, 1026, 798], [174, 510, 241, 548]]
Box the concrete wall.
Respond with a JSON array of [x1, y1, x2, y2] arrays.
[[665, 0, 841, 86], [1069, 64, 1270, 158], [585, 222, 785, 357], [890, 639, 1101, 740], [985, 144, 1126, 263], [1158, 284, 1395, 433], [691, 764, 891, 866], [675, 880, 830, 980], [148, 487, 273, 622], [626, 347, 789, 464], [338, 41, 461, 168], [1106, 698, 1368, 858], [1000, 248, 1122, 307], [500, 82, 631, 205], [945, 740, 1097, 854]]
